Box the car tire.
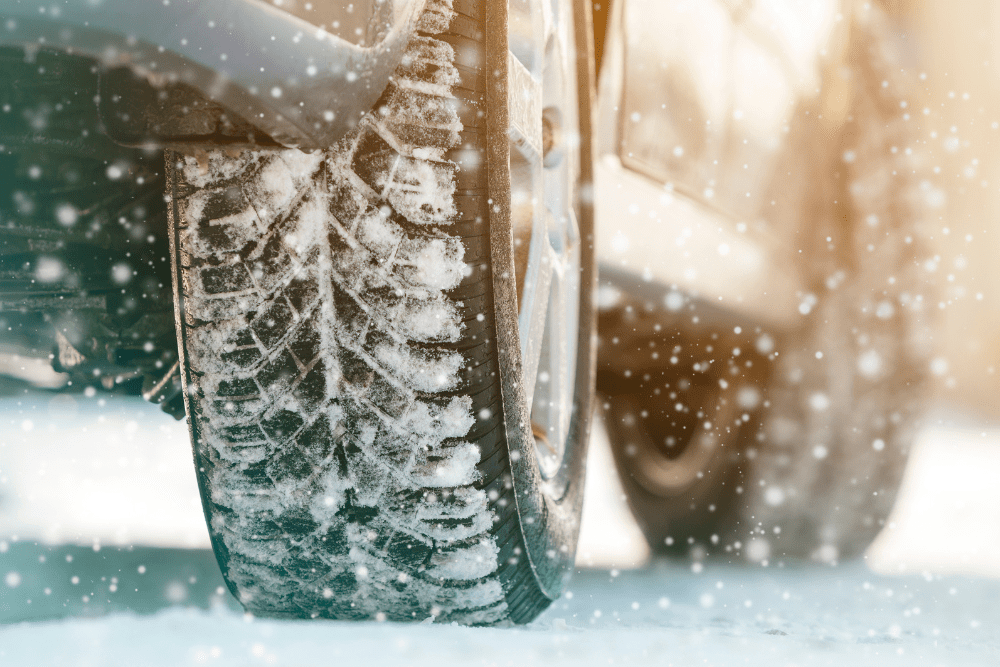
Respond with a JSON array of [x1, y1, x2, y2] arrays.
[[603, 390, 750, 556], [600, 6, 931, 563], [736, 6, 932, 562], [167, 0, 595, 623]]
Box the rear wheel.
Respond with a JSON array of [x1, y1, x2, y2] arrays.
[[604, 390, 749, 556], [168, 0, 595, 623], [730, 6, 931, 562], [600, 6, 930, 562]]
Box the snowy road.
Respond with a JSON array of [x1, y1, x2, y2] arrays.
[[2, 544, 999, 667], [3, 385, 1000, 665]]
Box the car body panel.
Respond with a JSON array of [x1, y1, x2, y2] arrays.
[[595, 0, 849, 328], [595, 155, 801, 325], [0, 0, 426, 149]]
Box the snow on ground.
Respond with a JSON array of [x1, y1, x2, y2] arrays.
[[867, 416, 1000, 579], [2, 549, 999, 667], [2, 383, 1000, 665], [0, 383, 208, 549]]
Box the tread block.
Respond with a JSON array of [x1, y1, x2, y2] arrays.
[[251, 297, 296, 350], [199, 263, 255, 295], [447, 12, 481, 41], [331, 283, 369, 339], [328, 178, 367, 228], [215, 377, 259, 398], [386, 121, 459, 151], [351, 129, 397, 195], [283, 545, 332, 582], [288, 325, 321, 366], [266, 443, 314, 484], [327, 223, 356, 257], [386, 531, 434, 568], [354, 205, 403, 263], [226, 327, 256, 348], [394, 53, 456, 92], [384, 156, 458, 224], [241, 155, 297, 230], [368, 373, 411, 419], [343, 443, 389, 506], [338, 347, 373, 389], [283, 273, 320, 315], [250, 233, 294, 290], [298, 414, 337, 465], [200, 185, 248, 220], [380, 81, 461, 130], [220, 346, 263, 369], [189, 186, 253, 252], [293, 360, 329, 413], [211, 396, 265, 420], [220, 423, 269, 446], [451, 0, 482, 21], [260, 409, 306, 446], [236, 461, 275, 495], [257, 348, 299, 393]]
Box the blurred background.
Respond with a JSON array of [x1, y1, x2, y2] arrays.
[[909, 0, 1000, 413], [569, 0, 1000, 581]]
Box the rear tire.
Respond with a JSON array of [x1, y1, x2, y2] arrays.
[[735, 6, 931, 562], [600, 6, 930, 562], [597, 287, 769, 556], [168, 0, 595, 623]]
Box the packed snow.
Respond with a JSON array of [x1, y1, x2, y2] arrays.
[[4, 556, 1000, 667]]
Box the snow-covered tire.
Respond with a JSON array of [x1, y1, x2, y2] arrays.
[[601, 6, 931, 562], [167, 0, 595, 623]]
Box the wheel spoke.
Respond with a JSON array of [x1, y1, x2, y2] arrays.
[[507, 0, 582, 481], [508, 50, 544, 163], [519, 210, 557, 409], [548, 209, 580, 447], [540, 266, 569, 450]]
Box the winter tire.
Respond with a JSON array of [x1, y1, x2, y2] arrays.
[[167, 0, 596, 623], [600, 6, 930, 562]]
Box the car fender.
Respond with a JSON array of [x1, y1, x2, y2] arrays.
[[0, 0, 428, 149]]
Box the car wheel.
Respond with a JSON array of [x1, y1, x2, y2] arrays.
[[167, 0, 595, 623], [735, 6, 931, 562], [600, 6, 931, 563]]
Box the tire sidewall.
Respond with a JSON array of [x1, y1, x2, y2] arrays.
[[486, 0, 597, 599]]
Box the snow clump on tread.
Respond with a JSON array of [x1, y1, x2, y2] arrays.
[[173, 0, 509, 624]]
